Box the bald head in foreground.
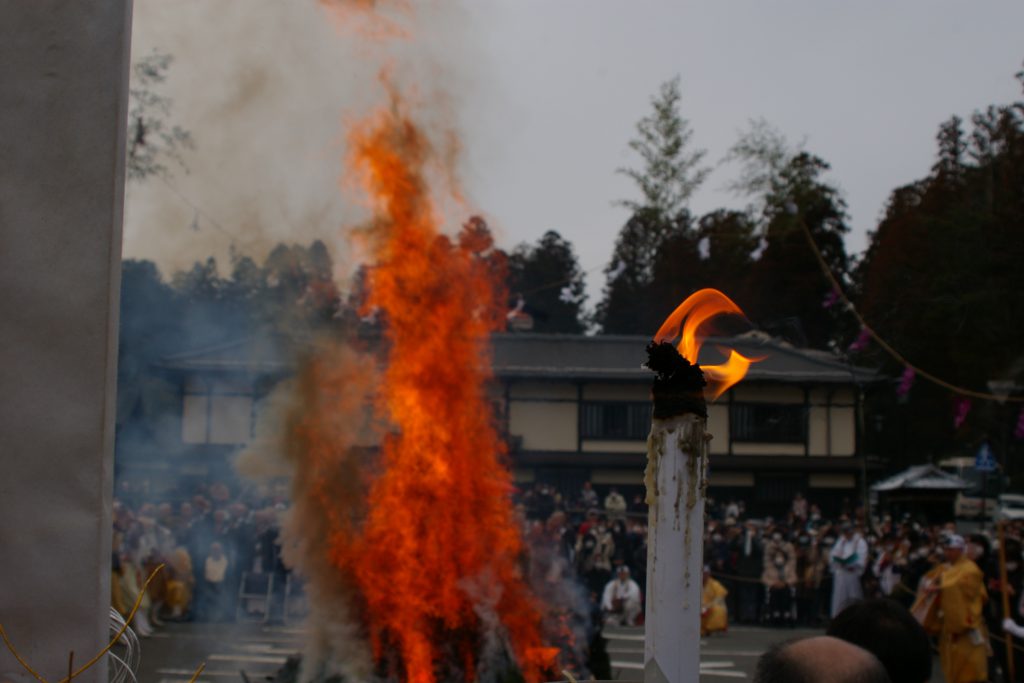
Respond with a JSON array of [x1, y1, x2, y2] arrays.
[[753, 636, 891, 683]]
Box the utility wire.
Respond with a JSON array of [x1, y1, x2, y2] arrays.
[[517, 263, 604, 298], [155, 173, 236, 242], [154, 173, 277, 253]]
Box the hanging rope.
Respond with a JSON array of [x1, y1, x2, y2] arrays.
[[798, 217, 1023, 404]]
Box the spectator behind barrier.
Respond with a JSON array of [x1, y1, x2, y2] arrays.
[[827, 598, 931, 683]]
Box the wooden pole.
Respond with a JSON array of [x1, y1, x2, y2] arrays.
[[999, 520, 1015, 681]]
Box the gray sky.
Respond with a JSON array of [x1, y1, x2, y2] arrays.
[[125, 0, 1024, 300]]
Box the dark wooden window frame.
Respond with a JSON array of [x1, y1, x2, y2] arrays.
[[580, 401, 653, 441], [729, 402, 807, 444]]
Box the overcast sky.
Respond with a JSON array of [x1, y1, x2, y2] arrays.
[[125, 0, 1024, 299]]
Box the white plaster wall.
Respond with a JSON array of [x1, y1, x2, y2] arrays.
[[709, 471, 755, 487], [808, 405, 829, 455], [809, 473, 857, 489], [829, 406, 857, 456], [581, 439, 647, 453], [731, 443, 806, 456], [707, 403, 729, 454], [508, 401, 577, 451], [0, 3, 131, 681]]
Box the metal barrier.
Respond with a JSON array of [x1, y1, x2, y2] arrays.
[[236, 572, 275, 624]]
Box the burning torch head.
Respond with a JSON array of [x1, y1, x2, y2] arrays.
[[643, 341, 707, 419]]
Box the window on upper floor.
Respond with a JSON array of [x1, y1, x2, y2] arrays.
[[580, 401, 652, 440], [730, 402, 806, 443], [181, 375, 254, 445]]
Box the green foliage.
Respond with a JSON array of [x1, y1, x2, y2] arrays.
[[599, 117, 850, 342], [596, 208, 703, 334], [855, 66, 1024, 467], [617, 76, 709, 222], [725, 120, 852, 347], [507, 230, 588, 333], [749, 152, 851, 348], [723, 118, 796, 205], [127, 50, 194, 181], [116, 260, 184, 438], [696, 210, 759, 299], [123, 241, 345, 362]]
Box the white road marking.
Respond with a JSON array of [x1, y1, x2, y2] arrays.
[[208, 654, 288, 664], [701, 671, 746, 679], [157, 669, 247, 678], [144, 632, 301, 646], [261, 626, 307, 635], [232, 643, 298, 655], [611, 659, 744, 677], [611, 661, 643, 670]]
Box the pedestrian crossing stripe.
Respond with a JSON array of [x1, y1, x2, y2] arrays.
[[157, 670, 247, 678], [207, 654, 288, 664]]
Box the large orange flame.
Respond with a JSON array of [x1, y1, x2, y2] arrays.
[[654, 288, 760, 400], [320, 94, 545, 683]]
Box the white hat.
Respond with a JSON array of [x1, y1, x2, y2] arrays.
[[946, 534, 966, 550]]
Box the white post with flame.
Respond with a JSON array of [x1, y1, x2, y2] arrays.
[[642, 289, 755, 683], [643, 412, 708, 683]]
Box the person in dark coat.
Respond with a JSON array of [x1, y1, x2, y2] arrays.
[[734, 520, 764, 623]]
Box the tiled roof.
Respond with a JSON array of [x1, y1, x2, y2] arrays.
[[491, 331, 880, 384], [159, 330, 880, 385]]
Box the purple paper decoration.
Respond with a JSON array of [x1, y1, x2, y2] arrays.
[[896, 367, 916, 399], [953, 397, 972, 430], [848, 328, 871, 353], [1015, 406, 1024, 440]]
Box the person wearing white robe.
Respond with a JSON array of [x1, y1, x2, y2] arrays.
[[830, 523, 868, 617], [602, 566, 642, 625]]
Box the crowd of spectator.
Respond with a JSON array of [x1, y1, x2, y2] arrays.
[[110, 480, 291, 636], [113, 474, 1024, 683], [514, 479, 1024, 642]]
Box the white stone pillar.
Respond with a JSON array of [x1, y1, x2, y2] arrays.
[[644, 414, 707, 683], [0, 2, 132, 682]]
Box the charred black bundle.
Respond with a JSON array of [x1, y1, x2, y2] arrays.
[[643, 341, 707, 419]]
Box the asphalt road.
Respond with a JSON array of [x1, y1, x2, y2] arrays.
[[128, 621, 832, 683], [132, 621, 303, 683], [603, 624, 823, 681]]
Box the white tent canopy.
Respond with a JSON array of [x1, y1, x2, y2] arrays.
[[871, 464, 969, 492]]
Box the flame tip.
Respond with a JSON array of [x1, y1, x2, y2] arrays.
[[652, 288, 761, 400]]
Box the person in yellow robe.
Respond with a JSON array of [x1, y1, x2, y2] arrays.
[[164, 546, 194, 619], [932, 534, 989, 683], [701, 566, 728, 636]]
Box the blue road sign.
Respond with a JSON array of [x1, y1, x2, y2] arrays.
[[975, 443, 998, 472]]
